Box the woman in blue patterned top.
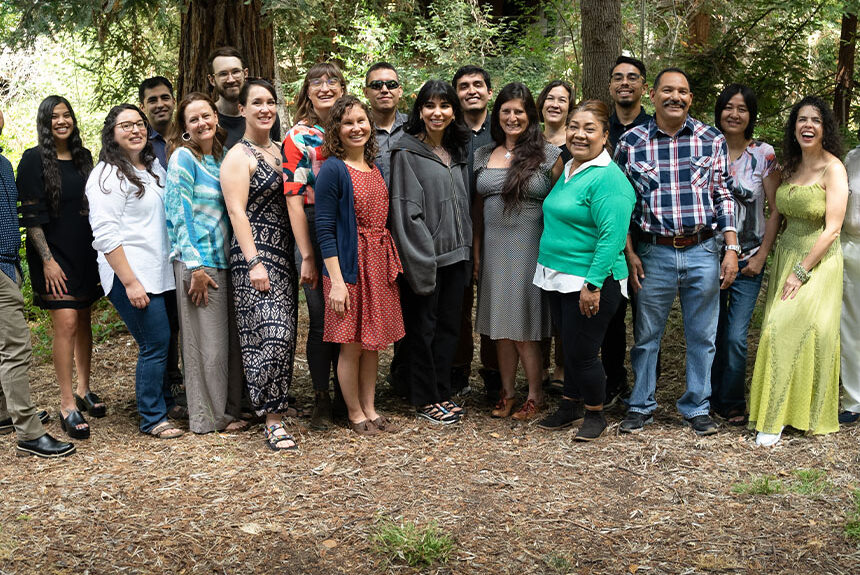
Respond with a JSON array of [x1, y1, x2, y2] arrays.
[[165, 92, 247, 434]]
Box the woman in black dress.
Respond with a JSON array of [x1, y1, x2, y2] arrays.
[[16, 96, 103, 440], [221, 79, 300, 452]]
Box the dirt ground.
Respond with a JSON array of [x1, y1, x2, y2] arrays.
[[1, 298, 859, 575]]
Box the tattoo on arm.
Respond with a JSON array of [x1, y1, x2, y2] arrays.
[[27, 227, 54, 262]]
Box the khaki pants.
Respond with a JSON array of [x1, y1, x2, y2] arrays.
[[0, 270, 45, 441]]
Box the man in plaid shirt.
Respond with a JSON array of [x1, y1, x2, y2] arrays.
[[614, 67, 740, 436]]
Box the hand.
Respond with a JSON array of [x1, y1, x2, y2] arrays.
[[781, 272, 803, 300], [741, 254, 765, 277], [300, 257, 318, 289], [579, 287, 600, 318], [249, 261, 270, 292], [188, 268, 218, 307], [472, 254, 481, 282], [720, 251, 738, 289], [43, 258, 68, 297], [328, 282, 350, 317], [125, 279, 150, 309], [626, 251, 645, 293]]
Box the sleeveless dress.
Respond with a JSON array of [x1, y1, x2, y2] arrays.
[[322, 165, 404, 350], [230, 139, 298, 415], [474, 142, 560, 340], [747, 180, 842, 435]]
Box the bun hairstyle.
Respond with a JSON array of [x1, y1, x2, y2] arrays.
[[322, 95, 378, 166]]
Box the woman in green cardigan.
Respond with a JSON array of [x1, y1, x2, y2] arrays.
[[533, 100, 635, 441]]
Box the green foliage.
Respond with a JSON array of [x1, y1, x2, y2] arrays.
[[845, 489, 860, 542], [371, 518, 454, 567], [789, 468, 833, 496], [731, 474, 783, 495], [544, 552, 573, 573]]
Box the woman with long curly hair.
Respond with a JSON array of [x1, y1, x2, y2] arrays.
[[86, 104, 183, 439], [16, 95, 102, 440], [473, 82, 562, 421], [747, 96, 849, 446]]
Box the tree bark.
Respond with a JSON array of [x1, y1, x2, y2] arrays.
[[687, 2, 711, 49], [834, 12, 857, 127], [176, 0, 275, 99], [580, 0, 621, 106]]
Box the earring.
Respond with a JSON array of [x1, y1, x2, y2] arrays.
[[182, 132, 191, 142]]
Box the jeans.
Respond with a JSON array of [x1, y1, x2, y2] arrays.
[[711, 259, 763, 416], [108, 276, 175, 432], [628, 237, 720, 418]]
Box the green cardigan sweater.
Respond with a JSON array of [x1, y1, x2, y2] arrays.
[[537, 157, 635, 288]]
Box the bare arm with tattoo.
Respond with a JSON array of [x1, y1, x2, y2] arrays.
[[27, 226, 67, 296]]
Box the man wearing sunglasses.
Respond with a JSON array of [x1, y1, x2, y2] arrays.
[[364, 62, 407, 185]]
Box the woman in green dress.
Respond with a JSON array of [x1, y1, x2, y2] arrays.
[[748, 96, 849, 446]]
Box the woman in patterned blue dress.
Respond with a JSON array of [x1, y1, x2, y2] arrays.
[[221, 79, 299, 452]]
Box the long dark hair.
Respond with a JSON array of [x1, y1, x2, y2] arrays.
[[323, 95, 378, 166], [97, 104, 161, 197], [782, 95, 843, 180], [714, 83, 758, 140], [405, 79, 470, 158], [490, 83, 545, 213], [294, 62, 346, 127], [36, 95, 92, 215], [167, 92, 226, 161]]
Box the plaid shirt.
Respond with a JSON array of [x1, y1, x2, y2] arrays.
[[614, 116, 736, 236], [0, 153, 21, 281]]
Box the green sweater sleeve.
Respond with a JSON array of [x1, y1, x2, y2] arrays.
[[585, 170, 635, 288]]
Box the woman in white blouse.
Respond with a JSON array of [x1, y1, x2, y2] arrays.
[[86, 104, 183, 439]]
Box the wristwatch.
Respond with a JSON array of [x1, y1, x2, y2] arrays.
[[585, 282, 600, 292], [725, 244, 742, 256]]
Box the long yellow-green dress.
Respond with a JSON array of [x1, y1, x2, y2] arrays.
[[748, 182, 842, 435]]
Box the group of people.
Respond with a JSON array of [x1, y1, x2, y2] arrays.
[[0, 47, 857, 458]]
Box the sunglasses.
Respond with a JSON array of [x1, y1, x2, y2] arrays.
[[366, 80, 400, 91]]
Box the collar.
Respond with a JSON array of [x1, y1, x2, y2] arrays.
[[648, 115, 695, 140], [565, 149, 612, 182], [148, 126, 166, 141], [473, 112, 491, 135], [377, 111, 407, 134], [610, 107, 650, 128]]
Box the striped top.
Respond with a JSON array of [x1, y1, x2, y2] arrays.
[[282, 121, 326, 205], [165, 147, 230, 270]]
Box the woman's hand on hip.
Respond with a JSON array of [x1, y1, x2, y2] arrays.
[[189, 268, 218, 306]]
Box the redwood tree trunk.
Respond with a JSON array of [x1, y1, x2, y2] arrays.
[[176, 0, 275, 98], [580, 0, 621, 106], [834, 12, 857, 127]]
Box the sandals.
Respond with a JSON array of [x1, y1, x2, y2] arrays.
[[75, 391, 106, 418], [264, 423, 299, 452], [417, 404, 459, 425], [60, 408, 90, 440], [147, 420, 184, 439], [440, 400, 465, 417]]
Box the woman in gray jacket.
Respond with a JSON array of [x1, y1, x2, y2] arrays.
[[389, 80, 472, 424]]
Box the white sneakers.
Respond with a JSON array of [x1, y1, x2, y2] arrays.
[[755, 428, 784, 447]]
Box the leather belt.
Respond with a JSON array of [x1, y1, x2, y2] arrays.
[[642, 228, 714, 249]]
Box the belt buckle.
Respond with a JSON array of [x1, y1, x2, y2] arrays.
[[672, 235, 686, 249]]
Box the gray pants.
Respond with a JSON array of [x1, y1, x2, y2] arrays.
[[174, 262, 243, 433], [0, 270, 45, 441]]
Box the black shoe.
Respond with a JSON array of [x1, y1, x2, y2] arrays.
[[619, 411, 653, 433], [537, 398, 584, 430], [16, 433, 75, 458], [60, 409, 90, 440], [479, 368, 502, 405], [604, 386, 629, 410], [310, 391, 333, 431], [575, 410, 607, 441], [450, 366, 471, 396], [332, 384, 347, 419], [0, 409, 49, 435], [839, 410, 860, 424], [684, 414, 718, 436]]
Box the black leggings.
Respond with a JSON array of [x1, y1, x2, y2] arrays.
[[548, 279, 622, 406]]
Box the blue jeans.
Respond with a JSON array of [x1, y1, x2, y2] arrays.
[[629, 237, 720, 418], [711, 259, 763, 416], [108, 276, 175, 432]]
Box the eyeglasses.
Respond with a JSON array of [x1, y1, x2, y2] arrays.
[[214, 68, 245, 81], [611, 72, 642, 83], [115, 120, 147, 133], [367, 80, 400, 91], [309, 77, 342, 89]]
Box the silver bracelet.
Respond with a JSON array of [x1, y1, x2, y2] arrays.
[[247, 254, 262, 269]]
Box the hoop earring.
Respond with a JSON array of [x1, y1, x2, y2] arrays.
[[182, 132, 191, 142]]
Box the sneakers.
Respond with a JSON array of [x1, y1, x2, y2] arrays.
[[619, 411, 653, 433], [755, 429, 783, 447], [839, 410, 860, 424], [574, 410, 607, 441], [537, 398, 584, 430], [684, 414, 719, 436]]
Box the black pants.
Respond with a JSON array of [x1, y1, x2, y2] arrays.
[[548, 279, 622, 407], [401, 261, 468, 407], [601, 297, 628, 396]]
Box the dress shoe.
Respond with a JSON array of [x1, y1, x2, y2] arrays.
[[0, 410, 49, 435], [16, 433, 75, 458]]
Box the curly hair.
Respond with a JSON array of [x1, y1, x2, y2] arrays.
[[489, 83, 546, 214], [782, 95, 844, 180], [404, 80, 470, 159], [97, 104, 161, 197], [36, 95, 93, 216], [322, 96, 378, 166], [166, 92, 226, 161], [294, 62, 347, 127]]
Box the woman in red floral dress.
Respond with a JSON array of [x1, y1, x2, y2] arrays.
[[315, 96, 404, 436]]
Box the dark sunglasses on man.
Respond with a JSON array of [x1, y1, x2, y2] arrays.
[[367, 80, 400, 91]]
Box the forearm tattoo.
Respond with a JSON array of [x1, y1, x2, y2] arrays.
[[27, 227, 54, 262]]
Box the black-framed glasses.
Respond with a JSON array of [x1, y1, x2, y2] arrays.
[[367, 80, 400, 91], [611, 72, 642, 83], [115, 120, 147, 133]]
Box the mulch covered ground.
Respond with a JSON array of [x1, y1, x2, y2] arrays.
[[2, 302, 859, 574]]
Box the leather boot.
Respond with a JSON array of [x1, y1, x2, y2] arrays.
[[310, 391, 333, 430]]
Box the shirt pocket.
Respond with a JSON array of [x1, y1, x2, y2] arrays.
[[690, 156, 713, 192], [628, 160, 659, 196]]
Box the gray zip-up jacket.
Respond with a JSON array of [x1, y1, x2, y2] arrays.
[[389, 134, 472, 295]]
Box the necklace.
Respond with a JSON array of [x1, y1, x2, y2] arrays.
[[246, 137, 279, 165], [432, 145, 451, 166], [504, 144, 516, 159]]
